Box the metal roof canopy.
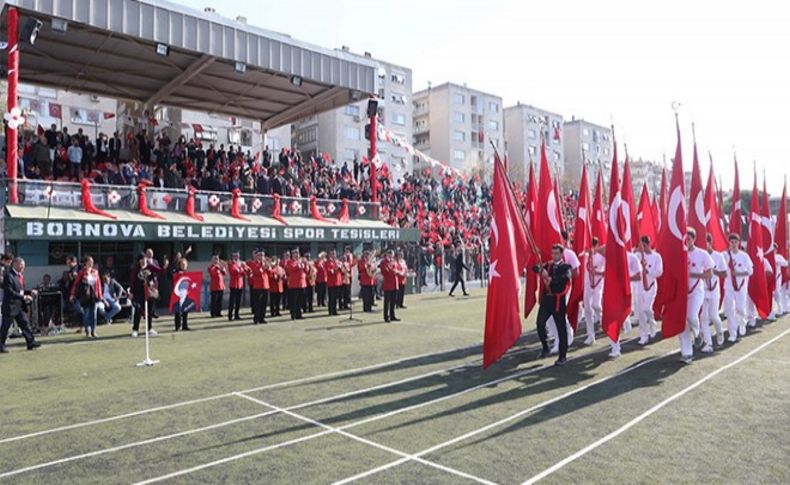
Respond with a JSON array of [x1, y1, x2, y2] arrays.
[[2, 0, 378, 129]]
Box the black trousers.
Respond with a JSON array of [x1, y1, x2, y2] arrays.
[[174, 312, 189, 331], [228, 288, 242, 320], [340, 284, 350, 309], [270, 292, 282, 317], [316, 282, 327, 306], [132, 300, 153, 332], [328, 286, 339, 315], [449, 275, 466, 295], [288, 287, 304, 319], [536, 296, 568, 359], [281, 285, 289, 310], [210, 290, 223, 317], [383, 290, 397, 321], [360, 285, 374, 312], [397, 286, 405, 308], [303, 286, 314, 313], [0, 308, 36, 348], [250, 288, 268, 323]]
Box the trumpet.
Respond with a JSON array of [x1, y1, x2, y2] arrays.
[[366, 259, 377, 279]]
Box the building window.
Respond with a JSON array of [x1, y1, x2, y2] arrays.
[[528, 145, 537, 155], [453, 93, 465, 105], [390, 94, 406, 105], [343, 126, 360, 140], [554, 150, 561, 161], [344, 105, 360, 117], [453, 111, 465, 123], [488, 101, 499, 113], [488, 120, 499, 131], [583, 128, 590, 136], [582, 142, 590, 151], [391, 113, 406, 126], [391, 73, 406, 84], [453, 130, 465, 142], [491, 138, 499, 147], [527, 129, 537, 139], [453, 149, 465, 161]]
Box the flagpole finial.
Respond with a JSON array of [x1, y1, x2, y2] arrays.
[[691, 121, 696, 143]]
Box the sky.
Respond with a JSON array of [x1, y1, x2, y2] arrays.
[[180, 0, 790, 194]]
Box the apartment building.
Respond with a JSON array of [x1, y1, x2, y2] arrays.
[[503, 102, 564, 184], [563, 118, 613, 190]]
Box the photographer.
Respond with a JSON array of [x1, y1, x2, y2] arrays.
[[534, 244, 573, 366]]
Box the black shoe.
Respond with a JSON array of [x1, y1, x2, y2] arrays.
[[391, 317, 401, 322], [554, 357, 567, 366], [449, 293, 455, 297], [234, 316, 241, 321], [538, 350, 549, 359], [261, 319, 268, 324], [182, 326, 191, 331], [401, 306, 408, 309], [27, 341, 41, 350], [384, 318, 391, 323], [463, 293, 469, 296]]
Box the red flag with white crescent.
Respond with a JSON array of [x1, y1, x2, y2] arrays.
[[761, 177, 776, 299], [688, 141, 707, 247], [621, 156, 638, 249], [747, 173, 771, 319], [705, 163, 728, 251], [535, 140, 562, 260], [776, 180, 789, 284], [567, 165, 592, 330], [601, 143, 632, 341], [169, 271, 203, 313], [591, 167, 607, 244], [524, 163, 539, 317], [729, 157, 743, 237], [637, 182, 657, 246]]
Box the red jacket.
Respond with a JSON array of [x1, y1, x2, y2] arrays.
[[285, 259, 307, 289], [315, 260, 327, 283], [208, 264, 226, 291], [227, 262, 246, 290], [268, 267, 284, 293], [380, 259, 400, 291], [247, 259, 270, 290], [70, 268, 102, 299], [397, 258, 408, 286], [325, 260, 343, 288], [358, 259, 374, 286]]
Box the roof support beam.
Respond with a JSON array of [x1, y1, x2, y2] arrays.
[[263, 86, 348, 130], [145, 54, 215, 108]]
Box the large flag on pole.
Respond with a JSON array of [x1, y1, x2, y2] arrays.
[[601, 142, 631, 341], [688, 140, 707, 247], [637, 182, 657, 245], [777, 179, 789, 285], [705, 162, 728, 251], [535, 140, 563, 259], [729, 156, 743, 237], [761, 177, 776, 299], [591, 166, 607, 243], [568, 165, 592, 330], [747, 172, 771, 319], [484, 153, 532, 368], [658, 165, 668, 230], [524, 163, 539, 317], [622, 156, 638, 249], [657, 118, 689, 339]]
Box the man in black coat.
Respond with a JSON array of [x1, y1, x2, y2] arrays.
[[1, 258, 41, 353], [535, 244, 572, 365], [448, 246, 469, 297]]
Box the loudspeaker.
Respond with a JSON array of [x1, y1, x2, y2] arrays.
[[366, 99, 378, 118]]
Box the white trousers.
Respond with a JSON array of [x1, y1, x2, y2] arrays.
[[635, 284, 657, 341], [700, 291, 723, 347], [583, 285, 603, 339], [687, 289, 705, 338], [724, 288, 748, 339], [678, 326, 693, 357]]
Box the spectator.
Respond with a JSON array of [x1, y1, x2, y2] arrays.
[[70, 256, 102, 338], [99, 270, 125, 325]]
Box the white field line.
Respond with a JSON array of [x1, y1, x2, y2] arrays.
[[520, 327, 790, 485], [233, 393, 498, 485], [0, 344, 537, 477], [131, 337, 636, 484], [332, 348, 676, 485]]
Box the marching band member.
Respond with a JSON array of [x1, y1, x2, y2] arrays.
[[280, 251, 290, 312], [305, 254, 316, 314], [396, 250, 408, 309], [358, 250, 376, 312], [583, 237, 605, 345], [227, 252, 247, 321], [326, 249, 343, 316], [268, 257, 285, 318], [635, 236, 663, 346], [340, 246, 354, 310], [701, 234, 727, 350], [315, 252, 327, 307], [247, 249, 269, 324], [723, 234, 753, 342], [285, 249, 307, 320], [208, 255, 227, 318], [380, 249, 401, 322], [682, 228, 714, 364]]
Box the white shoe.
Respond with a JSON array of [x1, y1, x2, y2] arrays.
[[680, 354, 693, 364], [608, 350, 621, 358], [131, 331, 138, 338], [622, 321, 632, 334], [739, 325, 747, 336], [147, 330, 158, 336], [649, 322, 657, 338], [550, 346, 559, 356], [701, 345, 714, 354], [728, 335, 737, 343], [716, 333, 725, 346], [638, 337, 649, 346], [748, 319, 757, 328], [584, 336, 596, 346]]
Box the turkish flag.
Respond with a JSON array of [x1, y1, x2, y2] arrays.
[[729, 157, 743, 237], [651, 196, 660, 235], [657, 166, 667, 233], [567, 164, 592, 330], [776, 180, 789, 284], [169, 271, 203, 313], [653, 166, 669, 319], [637, 182, 657, 246], [688, 142, 707, 247], [656, 121, 689, 339], [705, 163, 728, 251], [747, 174, 771, 319], [601, 143, 632, 342], [621, 157, 638, 249], [761, 178, 776, 298], [591, 167, 607, 244], [524, 163, 539, 317], [535, 140, 562, 260], [484, 154, 532, 368]]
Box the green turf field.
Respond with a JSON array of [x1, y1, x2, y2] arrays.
[[1, 290, 788, 484]]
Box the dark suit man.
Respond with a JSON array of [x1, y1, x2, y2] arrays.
[[1, 258, 41, 353], [448, 247, 469, 297], [534, 244, 573, 365]]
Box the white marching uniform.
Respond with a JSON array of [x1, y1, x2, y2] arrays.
[[635, 250, 663, 344], [680, 247, 715, 359], [772, 254, 788, 316], [624, 252, 641, 334], [583, 251, 605, 344], [700, 250, 726, 349], [748, 258, 773, 326], [723, 250, 753, 342], [548, 248, 580, 352]]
